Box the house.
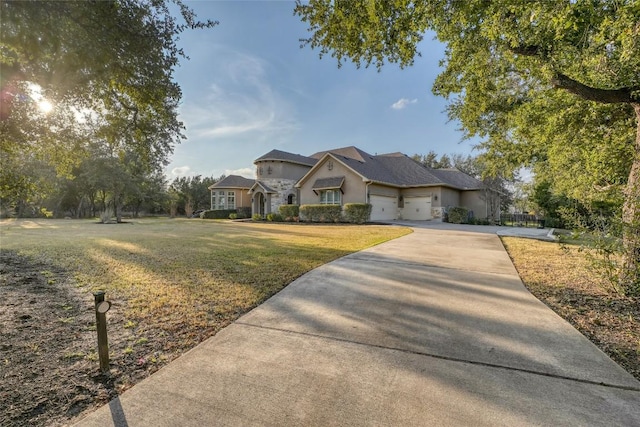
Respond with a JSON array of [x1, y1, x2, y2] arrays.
[[211, 146, 499, 222], [207, 174, 254, 213]]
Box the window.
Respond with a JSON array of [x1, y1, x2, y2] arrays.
[[227, 191, 235, 209], [287, 194, 295, 205], [320, 190, 341, 205], [211, 191, 228, 210]]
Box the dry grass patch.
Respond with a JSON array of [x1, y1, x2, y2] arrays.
[[501, 237, 640, 381], [0, 218, 410, 426]]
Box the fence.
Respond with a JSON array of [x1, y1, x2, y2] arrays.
[[500, 213, 543, 228]]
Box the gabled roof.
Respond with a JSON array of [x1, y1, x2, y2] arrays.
[[208, 175, 255, 190], [297, 148, 484, 191], [251, 146, 483, 191], [254, 149, 317, 167], [309, 146, 372, 163], [249, 180, 277, 194]]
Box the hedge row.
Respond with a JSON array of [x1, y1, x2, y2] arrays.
[[205, 203, 373, 223], [299, 204, 342, 222], [201, 208, 251, 220], [298, 203, 372, 223], [202, 209, 237, 219], [279, 204, 300, 220], [343, 203, 372, 224]]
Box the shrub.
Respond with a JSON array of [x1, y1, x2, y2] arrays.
[[447, 207, 470, 224], [202, 209, 236, 219], [279, 204, 300, 220], [266, 213, 283, 222], [299, 204, 342, 223], [252, 213, 263, 221], [229, 213, 238, 220], [343, 203, 371, 224], [236, 207, 251, 219], [39, 207, 54, 218]]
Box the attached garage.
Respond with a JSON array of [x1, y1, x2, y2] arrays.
[[370, 195, 398, 220], [402, 196, 432, 220]]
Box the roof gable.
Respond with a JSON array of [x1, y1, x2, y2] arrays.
[[254, 145, 483, 191], [208, 175, 255, 190], [309, 146, 373, 163], [249, 180, 277, 193], [254, 149, 317, 167]]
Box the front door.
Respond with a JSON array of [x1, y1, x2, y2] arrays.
[[254, 192, 265, 217]]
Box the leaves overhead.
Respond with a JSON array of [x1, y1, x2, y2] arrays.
[[1, 0, 218, 173]]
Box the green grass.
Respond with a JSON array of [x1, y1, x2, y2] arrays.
[[0, 218, 411, 339]]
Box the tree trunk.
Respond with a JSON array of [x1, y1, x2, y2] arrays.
[[620, 104, 640, 294], [114, 196, 122, 223]]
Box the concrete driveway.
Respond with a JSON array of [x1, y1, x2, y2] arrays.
[[76, 226, 640, 426]]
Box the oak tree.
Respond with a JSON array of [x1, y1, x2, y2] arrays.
[[295, 0, 640, 293], [1, 0, 216, 217]]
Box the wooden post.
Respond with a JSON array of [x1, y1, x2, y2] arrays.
[[93, 291, 110, 373]]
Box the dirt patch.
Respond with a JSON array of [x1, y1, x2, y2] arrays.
[[522, 281, 639, 380], [0, 250, 174, 427]]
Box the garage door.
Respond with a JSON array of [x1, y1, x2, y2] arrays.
[[370, 195, 398, 221], [402, 196, 432, 220]]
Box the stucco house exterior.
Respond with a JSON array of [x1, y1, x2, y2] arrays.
[[207, 174, 253, 212], [211, 146, 499, 222]]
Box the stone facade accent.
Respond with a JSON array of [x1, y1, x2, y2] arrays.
[[261, 178, 297, 214], [431, 207, 444, 221]]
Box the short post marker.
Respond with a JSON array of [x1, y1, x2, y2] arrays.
[[93, 291, 112, 373]]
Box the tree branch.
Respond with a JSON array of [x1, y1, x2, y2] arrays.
[[511, 45, 546, 57], [552, 73, 640, 104]]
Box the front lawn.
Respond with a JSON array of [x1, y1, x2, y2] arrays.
[[0, 218, 410, 426]]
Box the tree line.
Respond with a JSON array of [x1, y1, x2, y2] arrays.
[[0, 158, 222, 221]]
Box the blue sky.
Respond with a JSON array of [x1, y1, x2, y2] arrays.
[[167, 1, 478, 179]]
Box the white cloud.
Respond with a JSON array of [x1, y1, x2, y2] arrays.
[[180, 50, 297, 141], [171, 166, 191, 177], [224, 167, 255, 179], [391, 98, 418, 110]]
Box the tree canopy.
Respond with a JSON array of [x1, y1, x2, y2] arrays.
[[295, 0, 640, 292], [1, 0, 216, 168], [1, 0, 216, 219]]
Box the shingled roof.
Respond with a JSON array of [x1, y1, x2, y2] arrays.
[[310, 146, 371, 162], [208, 175, 255, 190], [252, 146, 484, 191], [254, 149, 317, 167], [430, 168, 484, 190], [307, 149, 484, 190]]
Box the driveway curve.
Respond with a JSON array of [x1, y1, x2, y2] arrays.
[[76, 225, 640, 426]]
